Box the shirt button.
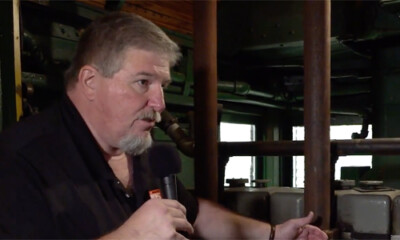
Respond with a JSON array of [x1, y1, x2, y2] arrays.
[[125, 193, 131, 198]]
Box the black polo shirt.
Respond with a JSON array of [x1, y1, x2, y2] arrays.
[[0, 96, 198, 239]]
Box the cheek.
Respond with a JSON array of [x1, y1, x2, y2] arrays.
[[98, 82, 148, 120], [117, 94, 148, 119], [95, 92, 127, 123]]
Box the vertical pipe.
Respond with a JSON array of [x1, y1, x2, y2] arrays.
[[303, 0, 331, 229], [193, 0, 218, 201]]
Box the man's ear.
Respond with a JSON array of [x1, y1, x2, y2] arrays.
[[77, 65, 98, 100]]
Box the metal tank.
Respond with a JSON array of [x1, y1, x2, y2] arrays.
[[336, 182, 400, 239]]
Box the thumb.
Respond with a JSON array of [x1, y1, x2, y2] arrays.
[[295, 211, 314, 227]]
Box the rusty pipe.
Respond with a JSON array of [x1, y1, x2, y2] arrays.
[[219, 139, 400, 157], [158, 110, 194, 157], [303, 0, 331, 229], [193, 0, 218, 201]]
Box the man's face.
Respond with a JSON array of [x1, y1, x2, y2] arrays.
[[93, 48, 170, 155]]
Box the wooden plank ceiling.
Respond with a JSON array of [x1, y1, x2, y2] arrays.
[[78, 0, 193, 36]]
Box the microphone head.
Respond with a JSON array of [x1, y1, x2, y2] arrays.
[[148, 143, 182, 178]]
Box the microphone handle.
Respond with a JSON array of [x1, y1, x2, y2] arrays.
[[162, 175, 189, 238], [162, 175, 178, 200]]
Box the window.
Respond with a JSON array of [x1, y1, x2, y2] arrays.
[[292, 125, 372, 188], [220, 122, 256, 187]]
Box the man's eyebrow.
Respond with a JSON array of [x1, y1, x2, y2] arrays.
[[134, 71, 154, 77]]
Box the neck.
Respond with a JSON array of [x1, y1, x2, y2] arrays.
[[106, 153, 133, 190]]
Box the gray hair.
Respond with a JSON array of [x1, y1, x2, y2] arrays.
[[64, 12, 181, 87]]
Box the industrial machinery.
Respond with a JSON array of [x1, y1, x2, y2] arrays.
[[2, 0, 400, 238]]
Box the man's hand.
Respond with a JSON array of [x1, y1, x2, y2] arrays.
[[275, 212, 328, 240], [101, 199, 194, 240]]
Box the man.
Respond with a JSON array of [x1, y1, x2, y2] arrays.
[[0, 12, 327, 239]]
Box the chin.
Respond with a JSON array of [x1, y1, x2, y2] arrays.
[[119, 133, 153, 155]]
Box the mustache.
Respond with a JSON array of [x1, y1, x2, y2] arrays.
[[137, 110, 161, 123]]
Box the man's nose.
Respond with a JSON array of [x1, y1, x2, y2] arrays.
[[148, 84, 165, 112]]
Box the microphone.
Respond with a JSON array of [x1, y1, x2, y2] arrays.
[[148, 143, 182, 200], [148, 144, 190, 238]]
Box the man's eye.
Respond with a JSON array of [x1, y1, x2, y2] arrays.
[[137, 80, 149, 86]]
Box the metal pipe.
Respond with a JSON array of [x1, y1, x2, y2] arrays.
[[351, 115, 370, 139], [303, 0, 331, 229], [335, 138, 400, 155], [219, 138, 400, 157], [219, 141, 304, 156], [157, 110, 194, 157], [193, 0, 218, 201]]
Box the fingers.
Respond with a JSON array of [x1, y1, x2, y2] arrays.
[[302, 225, 328, 240], [293, 211, 314, 228], [128, 199, 194, 239], [165, 203, 187, 219], [294, 226, 328, 240], [174, 231, 190, 240], [157, 199, 193, 234], [173, 217, 194, 234], [303, 211, 314, 224], [278, 212, 326, 240], [163, 199, 187, 215], [295, 227, 308, 240], [294, 213, 328, 240], [165, 201, 193, 235]]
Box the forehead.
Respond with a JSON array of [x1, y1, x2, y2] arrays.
[[122, 48, 170, 76]]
